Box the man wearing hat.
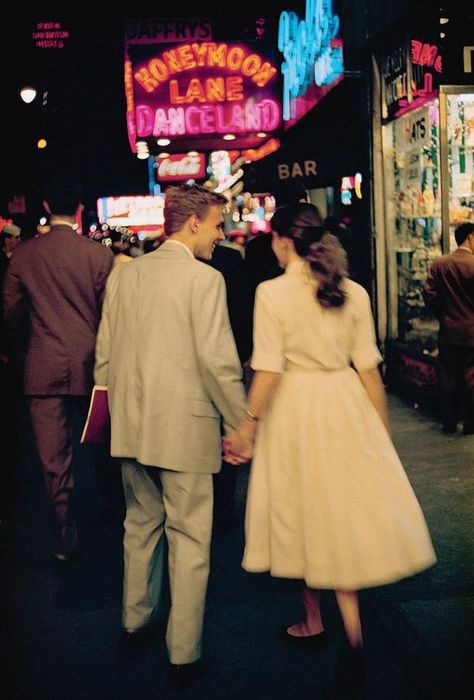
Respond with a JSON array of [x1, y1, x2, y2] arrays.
[[3, 184, 113, 562]]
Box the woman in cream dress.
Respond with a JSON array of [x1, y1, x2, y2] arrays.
[[224, 203, 436, 659]]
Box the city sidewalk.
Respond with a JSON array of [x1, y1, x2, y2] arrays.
[[1, 392, 473, 699]]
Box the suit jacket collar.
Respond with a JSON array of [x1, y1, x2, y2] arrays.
[[158, 239, 194, 258]]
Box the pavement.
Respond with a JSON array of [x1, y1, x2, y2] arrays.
[[1, 391, 473, 700]]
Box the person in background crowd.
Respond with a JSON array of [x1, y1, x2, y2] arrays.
[[224, 229, 247, 257], [244, 188, 316, 302], [0, 223, 21, 272], [324, 215, 355, 278], [203, 242, 253, 533], [224, 202, 436, 692], [94, 183, 246, 690], [422, 222, 474, 434], [107, 229, 133, 267], [3, 181, 113, 564], [0, 222, 22, 525]]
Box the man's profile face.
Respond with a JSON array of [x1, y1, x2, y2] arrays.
[[194, 204, 225, 260], [3, 235, 19, 256]]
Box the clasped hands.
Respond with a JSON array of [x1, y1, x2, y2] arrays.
[[222, 429, 254, 465]]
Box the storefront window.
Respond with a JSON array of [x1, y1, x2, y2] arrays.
[[446, 93, 474, 250], [383, 100, 441, 352]]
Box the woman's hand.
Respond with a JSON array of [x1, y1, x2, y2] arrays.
[[222, 430, 253, 464]]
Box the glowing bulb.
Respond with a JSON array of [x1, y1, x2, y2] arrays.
[[222, 134, 236, 141], [157, 138, 171, 146], [20, 86, 37, 104], [37, 138, 47, 149]]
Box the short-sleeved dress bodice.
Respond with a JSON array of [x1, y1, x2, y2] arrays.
[[242, 261, 436, 590]]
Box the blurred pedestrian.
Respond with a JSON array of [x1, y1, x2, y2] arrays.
[[94, 183, 246, 689], [224, 229, 247, 257], [423, 222, 474, 434], [224, 203, 436, 689], [204, 243, 253, 533], [324, 215, 355, 277], [3, 181, 113, 563], [0, 222, 22, 524]]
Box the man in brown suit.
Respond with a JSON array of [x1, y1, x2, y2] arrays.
[[423, 222, 474, 434], [3, 182, 113, 562]]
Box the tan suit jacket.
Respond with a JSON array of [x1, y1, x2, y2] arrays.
[[94, 241, 246, 473]]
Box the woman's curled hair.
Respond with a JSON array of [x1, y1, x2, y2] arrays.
[[271, 203, 348, 308]]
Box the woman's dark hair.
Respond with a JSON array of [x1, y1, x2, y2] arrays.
[[271, 203, 347, 308]]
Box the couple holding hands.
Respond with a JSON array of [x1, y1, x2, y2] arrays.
[[95, 184, 436, 689]]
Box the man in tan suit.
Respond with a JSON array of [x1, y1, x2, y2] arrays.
[[94, 183, 246, 687], [423, 222, 474, 434]]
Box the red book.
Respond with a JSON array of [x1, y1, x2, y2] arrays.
[[80, 385, 110, 444]]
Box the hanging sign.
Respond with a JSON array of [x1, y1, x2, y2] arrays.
[[125, 40, 281, 151], [154, 153, 206, 181], [277, 0, 344, 127]]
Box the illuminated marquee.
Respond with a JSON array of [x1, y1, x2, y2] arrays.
[[126, 41, 282, 146], [278, 0, 344, 125], [97, 195, 165, 227]]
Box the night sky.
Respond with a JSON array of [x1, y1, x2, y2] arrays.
[[2, 5, 283, 228], [4, 14, 149, 216]]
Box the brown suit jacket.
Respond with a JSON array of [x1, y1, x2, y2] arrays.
[[3, 225, 113, 395], [423, 248, 474, 347]]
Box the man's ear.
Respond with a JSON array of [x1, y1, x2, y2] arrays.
[[189, 214, 199, 234], [42, 200, 52, 215]]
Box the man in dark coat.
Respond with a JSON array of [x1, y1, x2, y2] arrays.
[[423, 222, 474, 434], [0, 222, 22, 524], [204, 243, 253, 532], [3, 182, 113, 561]]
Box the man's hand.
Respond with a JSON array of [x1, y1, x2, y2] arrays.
[[222, 430, 253, 465]]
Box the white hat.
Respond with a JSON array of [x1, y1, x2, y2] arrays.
[[2, 223, 21, 238]]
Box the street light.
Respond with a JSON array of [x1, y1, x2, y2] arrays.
[[20, 86, 37, 104]]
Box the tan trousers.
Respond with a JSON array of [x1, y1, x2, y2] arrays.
[[121, 459, 213, 664]]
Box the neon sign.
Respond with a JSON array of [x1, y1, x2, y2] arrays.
[[278, 0, 344, 124], [32, 21, 70, 49], [381, 38, 442, 121], [135, 100, 280, 137], [126, 41, 281, 148], [154, 153, 206, 181], [97, 195, 165, 227], [341, 173, 362, 205]]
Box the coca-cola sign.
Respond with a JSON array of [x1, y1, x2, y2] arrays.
[[154, 153, 206, 181]]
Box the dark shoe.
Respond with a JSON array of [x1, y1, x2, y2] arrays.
[[462, 425, 474, 435], [334, 644, 365, 698], [442, 422, 457, 434], [119, 625, 157, 649], [278, 625, 328, 648], [168, 659, 206, 691]]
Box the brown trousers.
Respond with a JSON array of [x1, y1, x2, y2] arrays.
[[438, 344, 474, 432], [29, 396, 89, 555]]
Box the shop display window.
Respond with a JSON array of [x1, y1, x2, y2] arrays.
[[383, 100, 441, 354], [446, 93, 474, 250]]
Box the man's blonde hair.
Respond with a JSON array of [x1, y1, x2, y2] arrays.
[[164, 183, 228, 236]]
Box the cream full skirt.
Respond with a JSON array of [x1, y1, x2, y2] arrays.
[[242, 367, 437, 590]]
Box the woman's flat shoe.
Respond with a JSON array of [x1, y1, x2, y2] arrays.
[[278, 625, 328, 648]]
